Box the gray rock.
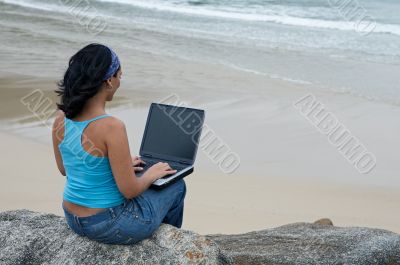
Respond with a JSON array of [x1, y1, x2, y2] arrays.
[[0, 210, 231, 265], [1, 210, 399, 265], [207, 222, 400, 265], [313, 218, 334, 226]]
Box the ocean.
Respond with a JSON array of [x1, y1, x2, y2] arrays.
[[1, 0, 399, 104]]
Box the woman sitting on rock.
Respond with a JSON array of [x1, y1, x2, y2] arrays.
[[52, 43, 186, 245]]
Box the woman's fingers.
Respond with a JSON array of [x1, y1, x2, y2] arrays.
[[164, 163, 175, 171], [154, 162, 176, 172], [132, 156, 146, 167], [163, 163, 173, 170], [134, 167, 144, 172], [157, 162, 169, 168]]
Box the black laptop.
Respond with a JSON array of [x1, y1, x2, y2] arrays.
[[136, 103, 205, 189]]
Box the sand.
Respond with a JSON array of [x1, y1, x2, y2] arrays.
[[1, 71, 399, 235], [1, 129, 399, 234]]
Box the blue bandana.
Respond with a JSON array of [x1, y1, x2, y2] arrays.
[[103, 47, 120, 81]]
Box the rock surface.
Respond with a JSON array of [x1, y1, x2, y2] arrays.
[[1, 210, 400, 265], [313, 218, 334, 226], [0, 210, 231, 265], [207, 222, 400, 265]]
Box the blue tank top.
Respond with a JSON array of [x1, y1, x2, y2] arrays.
[[60, 114, 125, 208]]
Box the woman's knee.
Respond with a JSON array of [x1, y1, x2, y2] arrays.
[[175, 179, 186, 194], [181, 180, 187, 198], [174, 179, 186, 205]]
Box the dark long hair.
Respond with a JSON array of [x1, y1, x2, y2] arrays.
[[56, 43, 120, 119]]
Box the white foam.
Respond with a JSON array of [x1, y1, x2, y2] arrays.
[[1, 0, 57, 11], [95, 0, 400, 36], [3, 0, 400, 36]]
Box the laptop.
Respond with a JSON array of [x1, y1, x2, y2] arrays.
[[136, 103, 205, 189]]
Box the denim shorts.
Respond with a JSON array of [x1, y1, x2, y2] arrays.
[[63, 179, 186, 245]]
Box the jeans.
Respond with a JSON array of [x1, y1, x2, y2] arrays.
[[63, 179, 186, 245]]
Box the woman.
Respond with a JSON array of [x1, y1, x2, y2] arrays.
[[52, 43, 186, 245]]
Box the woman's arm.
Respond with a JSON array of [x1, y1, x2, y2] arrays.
[[106, 118, 176, 199], [52, 111, 66, 176]]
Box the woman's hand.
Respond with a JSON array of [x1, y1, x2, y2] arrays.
[[132, 156, 145, 173], [145, 162, 177, 181]]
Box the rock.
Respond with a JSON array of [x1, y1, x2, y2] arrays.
[[313, 218, 333, 226], [0, 210, 231, 265], [207, 222, 400, 265], [1, 210, 400, 265]]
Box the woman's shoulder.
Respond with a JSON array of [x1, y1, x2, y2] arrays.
[[53, 110, 65, 131], [52, 111, 125, 131], [97, 115, 126, 135], [102, 115, 125, 128], [52, 110, 65, 143], [97, 116, 128, 144]]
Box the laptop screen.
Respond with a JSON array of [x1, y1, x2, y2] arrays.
[[140, 103, 205, 163]]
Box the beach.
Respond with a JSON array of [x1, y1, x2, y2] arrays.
[[1, 0, 400, 235], [1, 120, 400, 234]]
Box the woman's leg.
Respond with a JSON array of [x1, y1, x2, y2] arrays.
[[161, 180, 186, 227], [137, 179, 187, 228], [64, 180, 187, 245]]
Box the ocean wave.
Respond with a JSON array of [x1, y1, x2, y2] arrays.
[[95, 0, 400, 36], [0, 0, 56, 11], [2, 0, 400, 36]]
